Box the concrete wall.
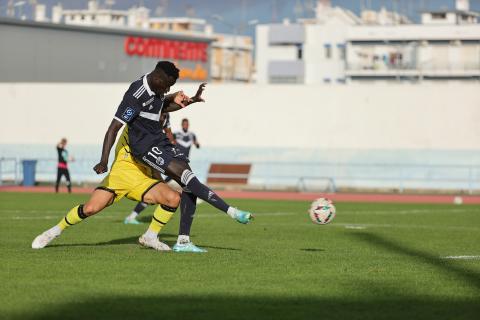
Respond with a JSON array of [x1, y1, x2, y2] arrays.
[[1, 83, 479, 150]]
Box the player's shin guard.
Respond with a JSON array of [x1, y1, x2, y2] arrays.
[[57, 205, 88, 230], [145, 205, 176, 237], [179, 190, 197, 237], [181, 170, 229, 213]]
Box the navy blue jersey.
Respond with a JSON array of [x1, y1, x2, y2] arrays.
[[174, 130, 197, 157], [160, 112, 171, 130], [114, 74, 168, 157]]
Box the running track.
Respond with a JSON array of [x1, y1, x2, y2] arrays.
[[1, 186, 480, 204]]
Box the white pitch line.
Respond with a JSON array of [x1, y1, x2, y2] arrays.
[[194, 212, 294, 218], [0, 212, 295, 220], [331, 223, 480, 232], [340, 208, 475, 215], [344, 225, 366, 230], [441, 255, 480, 260]]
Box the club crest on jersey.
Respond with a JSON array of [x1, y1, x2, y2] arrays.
[[122, 107, 135, 121], [155, 156, 165, 166]]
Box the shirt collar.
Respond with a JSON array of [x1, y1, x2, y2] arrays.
[[143, 73, 155, 96]]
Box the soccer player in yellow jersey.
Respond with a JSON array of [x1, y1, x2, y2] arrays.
[[32, 61, 253, 251]]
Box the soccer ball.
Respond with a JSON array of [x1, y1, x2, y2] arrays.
[[309, 198, 336, 225]]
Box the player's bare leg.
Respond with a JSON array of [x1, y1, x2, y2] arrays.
[[32, 190, 114, 249], [138, 183, 180, 251]]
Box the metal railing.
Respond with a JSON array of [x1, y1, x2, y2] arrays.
[[1, 157, 478, 194], [0, 157, 19, 185]]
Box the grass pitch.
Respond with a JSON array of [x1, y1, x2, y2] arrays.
[[0, 192, 479, 320]]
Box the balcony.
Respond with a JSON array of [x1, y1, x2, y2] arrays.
[[346, 61, 480, 79]]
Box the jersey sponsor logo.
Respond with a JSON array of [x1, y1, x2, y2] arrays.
[[142, 97, 155, 107], [122, 107, 135, 121]]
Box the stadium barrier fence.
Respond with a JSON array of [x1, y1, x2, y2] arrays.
[[1, 157, 478, 194]]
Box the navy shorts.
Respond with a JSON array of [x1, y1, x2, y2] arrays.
[[138, 143, 188, 174]]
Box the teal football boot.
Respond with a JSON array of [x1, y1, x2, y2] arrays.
[[173, 242, 207, 253], [123, 217, 141, 225]]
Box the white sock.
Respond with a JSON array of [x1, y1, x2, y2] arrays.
[[126, 211, 139, 220], [144, 229, 158, 239], [177, 235, 190, 244], [227, 207, 237, 219], [46, 225, 62, 236]]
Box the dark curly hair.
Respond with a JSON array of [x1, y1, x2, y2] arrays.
[[155, 61, 180, 79]]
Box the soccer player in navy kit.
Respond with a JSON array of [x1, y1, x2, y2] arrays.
[[123, 115, 205, 251], [123, 112, 175, 225], [32, 61, 253, 251], [123, 118, 199, 219], [175, 118, 200, 157]]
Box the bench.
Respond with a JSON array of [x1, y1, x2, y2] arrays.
[[207, 163, 251, 184]]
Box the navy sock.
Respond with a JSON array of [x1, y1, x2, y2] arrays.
[[133, 202, 148, 215], [179, 191, 197, 236], [182, 172, 229, 213]]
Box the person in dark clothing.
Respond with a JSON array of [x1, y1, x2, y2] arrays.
[[55, 138, 72, 193]]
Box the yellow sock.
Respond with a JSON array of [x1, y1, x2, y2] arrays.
[[147, 205, 176, 234], [57, 205, 87, 230]]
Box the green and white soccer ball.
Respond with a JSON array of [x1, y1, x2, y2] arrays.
[[309, 198, 336, 225]]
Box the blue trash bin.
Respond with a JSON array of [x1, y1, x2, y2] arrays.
[[22, 160, 37, 186]]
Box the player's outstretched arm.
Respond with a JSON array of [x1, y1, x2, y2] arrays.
[[93, 119, 123, 174], [163, 83, 207, 112]]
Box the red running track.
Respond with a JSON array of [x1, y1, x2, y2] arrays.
[[1, 185, 480, 204]]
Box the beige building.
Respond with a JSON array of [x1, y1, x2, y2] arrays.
[[148, 17, 254, 82]]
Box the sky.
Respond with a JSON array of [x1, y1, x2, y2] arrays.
[[1, 0, 480, 37]]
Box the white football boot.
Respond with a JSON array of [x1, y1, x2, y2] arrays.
[[138, 235, 171, 251], [32, 229, 60, 249]]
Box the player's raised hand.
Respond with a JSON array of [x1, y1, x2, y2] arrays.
[[192, 83, 207, 103], [93, 161, 108, 174], [174, 91, 193, 108]]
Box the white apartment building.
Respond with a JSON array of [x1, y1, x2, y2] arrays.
[[256, 0, 480, 84]]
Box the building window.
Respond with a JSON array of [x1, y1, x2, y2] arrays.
[[297, 44, 303, 60], [324, 44, 331, 59], [337, 44, 346, 60], [431, 13, 446, 20]]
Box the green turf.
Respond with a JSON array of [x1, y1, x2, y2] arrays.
[[0, 192, 479, 320]]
